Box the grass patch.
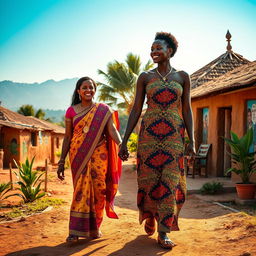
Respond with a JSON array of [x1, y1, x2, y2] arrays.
[[0, 197, 66, 220]]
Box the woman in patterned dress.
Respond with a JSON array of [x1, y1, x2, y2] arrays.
[[119, 32, 195, 249], [57, 77, 122, 242]]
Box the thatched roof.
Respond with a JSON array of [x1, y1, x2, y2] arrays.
[[191, 61, 256, 99], [27, 116, 65, 134], [191, 31, 251, 88], [0, 106, 65, 134]]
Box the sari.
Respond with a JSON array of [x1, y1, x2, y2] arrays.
[[65, 103, 121, 237]]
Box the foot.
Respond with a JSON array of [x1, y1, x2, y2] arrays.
[[66, 235, 79, 243], [157, 232, 176, 249], [91, 230, 102, 239], [144, 218, 155, 236]]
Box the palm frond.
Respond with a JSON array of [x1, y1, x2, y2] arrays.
[[126, 53, 141, 75]]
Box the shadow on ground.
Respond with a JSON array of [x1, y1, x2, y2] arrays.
[[107, 235, 170, 256], [6, 238, 107, 256]]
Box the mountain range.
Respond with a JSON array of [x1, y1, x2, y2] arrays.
[[0, 78, 82, 122], [0, 78, 79, 111]]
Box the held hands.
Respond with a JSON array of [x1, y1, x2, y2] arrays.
[[118, 143, 129, 161], [57, 160, 65, 180]]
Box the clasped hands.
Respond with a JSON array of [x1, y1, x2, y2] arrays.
[[57, 160, 65, 181], [118, 143, 129, 161]]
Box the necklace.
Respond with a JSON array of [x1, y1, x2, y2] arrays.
[[156, 67, 173, 82], [76, 102, 94, 113]]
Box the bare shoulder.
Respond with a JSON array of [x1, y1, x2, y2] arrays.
[[137, 71, 152, 85], [139, 69, 156, 84], [177, 70, 190, 79]]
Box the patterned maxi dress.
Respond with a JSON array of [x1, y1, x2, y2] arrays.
[[137, 78, 186, 233]]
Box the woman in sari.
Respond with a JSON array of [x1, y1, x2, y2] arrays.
[[57, 76, 122, 242]]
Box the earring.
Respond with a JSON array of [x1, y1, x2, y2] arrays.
[[79, 94, 81, 100]]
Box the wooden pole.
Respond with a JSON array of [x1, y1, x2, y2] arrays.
[[9, 162, 13, 189], [44, 159, 48, 192]]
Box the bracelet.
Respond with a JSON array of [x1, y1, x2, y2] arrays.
[[58, 162, 64, 166]]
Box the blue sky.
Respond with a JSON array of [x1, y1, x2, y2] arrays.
[[0, 0, 256, 83]]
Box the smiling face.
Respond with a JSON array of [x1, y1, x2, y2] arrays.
[[77, 80, 96, 102], [150, 39, 172, 63]]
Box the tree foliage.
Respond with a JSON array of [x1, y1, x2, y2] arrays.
[[17, 104, 46, 120], [97, 53, 154, 114]]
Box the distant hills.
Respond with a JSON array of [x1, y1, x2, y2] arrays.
[[0, 78, 81, 123], [0, 78, 79, 111]]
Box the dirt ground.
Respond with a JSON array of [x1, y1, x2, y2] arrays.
[[0, 159, 256, 256]]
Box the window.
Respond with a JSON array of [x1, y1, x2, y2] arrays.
[[10, 138, 18, 155], [0, 132, 4, 149], [31, 132, 37, 146], [56, 137, 60, 148]]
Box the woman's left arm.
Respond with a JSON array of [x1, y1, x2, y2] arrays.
[[181, 71, 196, 156], [106, 115, 122, 145]]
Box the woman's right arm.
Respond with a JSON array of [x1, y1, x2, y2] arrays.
[[118, 72, 147, 161], [57, 119, 73, 180]]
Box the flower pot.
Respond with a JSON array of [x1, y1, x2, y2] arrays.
[[235, 183, 256, 200]]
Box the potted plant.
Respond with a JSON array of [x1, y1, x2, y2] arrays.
[[224, 128, 256, 200]]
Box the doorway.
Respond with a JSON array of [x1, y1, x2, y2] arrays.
[[217, 107, 232, 177]]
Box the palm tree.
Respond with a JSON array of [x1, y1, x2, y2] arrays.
[[17, 105, 46, 120], [97, 53, 154, 114]]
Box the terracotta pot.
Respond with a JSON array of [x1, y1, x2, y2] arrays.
[[235, 183, 256, 200]]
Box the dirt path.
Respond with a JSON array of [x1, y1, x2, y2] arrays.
[[0, 160, 256, 256]]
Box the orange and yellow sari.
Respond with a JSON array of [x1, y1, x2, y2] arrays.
[[68, 103, 121, 237]]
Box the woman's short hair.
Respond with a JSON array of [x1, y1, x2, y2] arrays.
[[155, 32, 178, 57]]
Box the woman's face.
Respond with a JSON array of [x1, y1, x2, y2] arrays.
[[150, 40, 171, 63], [77, 80, 96, 102]]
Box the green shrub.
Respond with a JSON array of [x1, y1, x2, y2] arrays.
[[223, 128, 256, 183], [200, 181, 224, 195], [12, 157, 45, 203], [2, 197, 66, 219], [127, 133, 138, 153], [0, 182, 12, 200]]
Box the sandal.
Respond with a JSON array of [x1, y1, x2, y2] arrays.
[[66, 235, 79, 243], [144, 218, 155, 236], [157, 232, 176, 249], [91, 230, 102, 239]]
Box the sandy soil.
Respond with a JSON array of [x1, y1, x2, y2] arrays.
[[0, 159, 256, 256]]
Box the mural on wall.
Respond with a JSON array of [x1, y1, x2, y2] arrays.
[[202, 108, 209, 143], [247, 100, 256, 153]]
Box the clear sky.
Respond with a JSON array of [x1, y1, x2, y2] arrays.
[[0, 0, 256, 83]]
